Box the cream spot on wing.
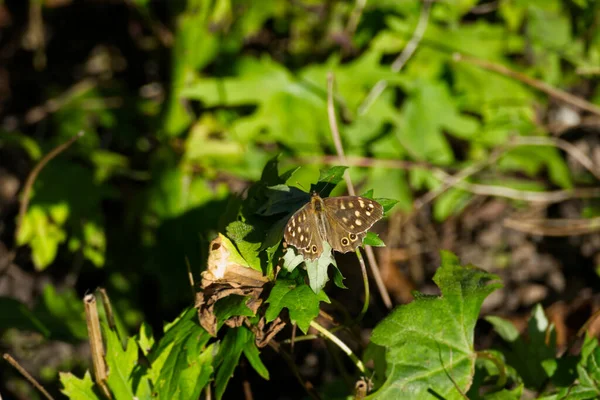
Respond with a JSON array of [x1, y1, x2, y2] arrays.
[[340, 203, 346, 210], [354, 211, 360, 217], [359, 200, 365, 208], [355, 219, 362, 226], [350, 225, 355, 229], [300, 234, 304, 242], [342, 217, 348, 223], [367, 203, 374, 210], [292, 232, 296, 237], [297, 227, 301, 233], [349, 202, 354, 208], [365, 211, 371, 216], [288, 226, 292, 232], [302, 214, 306, 221], [292, 219, 296, 227]]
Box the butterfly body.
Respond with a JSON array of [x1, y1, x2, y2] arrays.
[[284, 193, 384, 260]]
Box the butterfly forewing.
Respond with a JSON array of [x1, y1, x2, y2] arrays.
[[284, 203, 323, 260], [323, 196, 383, 233]]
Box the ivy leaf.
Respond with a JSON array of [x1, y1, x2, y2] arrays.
[[148, 308, 213, 400], [369, 252, 502, 399], [60, 371, 101, 400], [265, 280, 330, 333]]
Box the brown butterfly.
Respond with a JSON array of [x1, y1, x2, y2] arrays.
[[284, 192, 384, 260]]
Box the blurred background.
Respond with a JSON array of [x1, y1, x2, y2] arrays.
[[1, 0, 600, 398]]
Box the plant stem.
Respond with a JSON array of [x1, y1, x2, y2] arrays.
[[309, 320, 366, 373]]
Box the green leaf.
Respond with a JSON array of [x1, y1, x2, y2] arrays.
[[374, 198, 399, 214], [265, 280, 330, 333], [225, 221, 262, 272], [243, 339, 270, 380], [487, 304, 557, 389], [214, 327, 254, 400], [313, 166, 348, 196], [369, 252, 502, 399], [60, 371, 102, 400], [282, 248, 305, 273], [34, 285, 87, 341], [148, 308, 213, 400], [137, 322, 155, 356], [305, 242, 337, 294], [364, 232, 385, 247], [553, 335, 600, 399], [104, 326, 138, 399], [213, 295, 255, 324]]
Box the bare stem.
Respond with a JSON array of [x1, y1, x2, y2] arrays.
[[16, 131, 85, 242], [2, 354, 55, 400], [309, 320, 366, 373]]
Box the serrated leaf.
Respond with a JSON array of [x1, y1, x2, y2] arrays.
[[364, 232, 385, 247], [265, 280, 330, 333], [374, 198, 398, 214], [243, 339, 270, 380], [148, 308, 213, 400], [305, 242, 337, 294], [369, 252, 502, 399], [214, 327, 253, 400], [313, 166, 348, 196], [487, 304, 557, 389], [213, 295, 255, 324], [282, 248, 305, 273], [225, 221, 262, 271], [60, 370, 102, 400], [104, 326, 138, 399]]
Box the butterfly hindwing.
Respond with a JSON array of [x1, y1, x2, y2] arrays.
[[284, 203, 323, 260]]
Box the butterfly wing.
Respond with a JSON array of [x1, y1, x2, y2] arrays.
[[284, 203, 324, 260], [322, 196, 383, 253]]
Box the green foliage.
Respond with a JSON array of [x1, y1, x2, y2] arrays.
[[3, 0, 600, 398], [369, 252, 502, 399]]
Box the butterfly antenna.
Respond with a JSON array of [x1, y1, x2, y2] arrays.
[[295, 181, 309, 193]]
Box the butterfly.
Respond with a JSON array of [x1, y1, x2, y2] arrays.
[[284, 192, 384, 260]]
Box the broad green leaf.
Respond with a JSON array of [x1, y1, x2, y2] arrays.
[[104, 326, 138, 399], [243, 338, 270, 380], [305, 242, 337, 294], [433, 188, 472, 221], [137, 322, 155, 356], [214, 327, 253, 400], [148, 308, 213, 400], [265, 280, 330, 333], [225, 221, 262, 272], [282, 248, 305, 273], [34, 285, 87, 341], [369, 252, 502, 399], [60, 371, 101, 400], [486, 304, 557, 389], [553, 335, 600, 399], [364, 232, 385, 247]]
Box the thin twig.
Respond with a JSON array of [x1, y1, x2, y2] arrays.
[[15, 131, 85, 242], [96, 288, 120, 344], [327, 73, 355, 196], [354, 248, 370, 322], [511, 136, 600, 180], [504, 216, 600, 236], [268, 341, 322, 400], [84, 294, 112, 399], [453, 53, 600, 116], [345, 0, 367, 37], [2, 354, 55, 400], [358, 0, 432, 115], [309, 321, 366, 373], [327, 73, 393, 309]]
